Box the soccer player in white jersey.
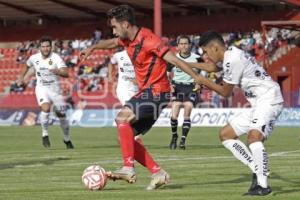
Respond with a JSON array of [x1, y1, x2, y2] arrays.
[[194, 31, 283, 196], [108, 49, 138, 105], [168, 35, 206, 150], [18, 36, 74, 149]]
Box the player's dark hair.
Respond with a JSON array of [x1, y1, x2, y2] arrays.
[[107, 5, 136, 26], [198, 30, 225, 47], [177, 35, 191, 44], [39, 36, 52, 46]]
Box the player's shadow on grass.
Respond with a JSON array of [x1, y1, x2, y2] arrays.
[[146, 144, 223, 150], [0, 157, 70, 170], [270, 172, 300, 195], [166, 174, 252, 189]]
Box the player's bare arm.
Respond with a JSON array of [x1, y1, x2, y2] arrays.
[[17, 64, 30, 86], [49, 67, 69, 78], [188, 62, 220, 72], [163, 51, 199, 81], [80, 38, 119, 61], [108, 62, 114, 83], [196, 75, 234, 97]]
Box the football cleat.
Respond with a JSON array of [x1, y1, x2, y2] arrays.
[[146, 169, 170, 190], [248, 173, 257, 192], [42, 136, 51, 148], [107, 167, 137, 183], [244, 185, 272, 196], [179, 139, 186, 150], [169, 135, 178, 150], [64, 140, 74, 149]]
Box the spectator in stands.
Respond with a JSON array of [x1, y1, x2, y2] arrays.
[[92, 28, 102, 44]]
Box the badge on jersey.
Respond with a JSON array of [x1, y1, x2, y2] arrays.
[[49, 60, 53, 65]]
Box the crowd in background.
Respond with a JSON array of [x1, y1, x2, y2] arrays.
[[8, 28, 300, 108]]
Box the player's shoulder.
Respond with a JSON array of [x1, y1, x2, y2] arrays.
[[50, 52, 63, 59], [29, 52, 41, 60], [140, 27, 160, 42], [224, 46, 243, 64]]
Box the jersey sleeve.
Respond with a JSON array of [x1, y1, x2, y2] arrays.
[[144, 34, 169, 58], [26, 56, 34, 68], [110, 54, 117, 65], [55, 55, 67, 69], [222, 54, 243, 85]]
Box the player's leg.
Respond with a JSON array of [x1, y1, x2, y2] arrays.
[[220, 123, 256, 174], [107, 105, 137, 183], [246, 103, 283, 196], [220, 110, 257, 192], [109, 89, 170, 189], [36, 87, 51, 148], [52, 92, 74, 149], [117, 87, 142, 142], [169, 101, 181, 149], [179, 101, 193, 149], [131, 119, 170, 190], [40, 102, 51, 148]]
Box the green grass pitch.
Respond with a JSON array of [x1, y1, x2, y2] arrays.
[[0, 126, 299, 200]]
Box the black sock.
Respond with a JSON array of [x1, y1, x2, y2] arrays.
[[171, 118, 178, 137], [181, 119, 191, 141]]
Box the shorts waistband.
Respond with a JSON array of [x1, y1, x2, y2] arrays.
[[172, 80, 194, 86]]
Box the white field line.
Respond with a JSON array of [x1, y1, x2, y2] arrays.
[[5, 149, 300, 169]]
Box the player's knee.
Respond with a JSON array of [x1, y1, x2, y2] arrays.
[[247, 130, 264, 144], [41, 105, 50, 113], [115, 108, 135, 124], [219, 125, 237, 141]]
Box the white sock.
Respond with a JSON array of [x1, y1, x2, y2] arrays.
[[40, 111, 49, 137], [249, 141, 268, 188], [59, 118, 70, 141], [222, 139, 256, 173]]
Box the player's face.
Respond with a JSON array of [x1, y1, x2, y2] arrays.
[[110, 18, 128, 39], [177, 38, 191, 55], [201, 43, 220, 64], [40, 41, 52, 58]]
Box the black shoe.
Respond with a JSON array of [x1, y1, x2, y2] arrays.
[[179, 139, 186, 150], [248, 173, 257, 192], [244, 185, 272, 196], [64, 140, 74, 149], [42, 136, 51, 148], [169, 135, 178, 150]]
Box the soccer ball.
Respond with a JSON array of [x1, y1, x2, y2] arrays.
[[82, 165, 107, 190]]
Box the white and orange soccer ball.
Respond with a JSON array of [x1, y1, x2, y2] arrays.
[[82, 165, 107, 190]]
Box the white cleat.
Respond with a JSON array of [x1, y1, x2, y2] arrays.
[[107, 167, 137, 183], [146, 169, 170, 190]]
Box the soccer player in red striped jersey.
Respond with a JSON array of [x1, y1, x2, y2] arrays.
[[81, 5, 200, 190]]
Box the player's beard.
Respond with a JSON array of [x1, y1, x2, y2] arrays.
[[41, 50, 51, 58]]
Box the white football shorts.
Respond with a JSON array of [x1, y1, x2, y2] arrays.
[[35, 86, 66, 112], [116, 86, 138, 106], [229, 102, 283, 138]]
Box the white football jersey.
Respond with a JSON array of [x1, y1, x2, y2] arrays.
[[27, 52, 66, 90], [110, 50, 138, 93], [222, 46, 283, 106]]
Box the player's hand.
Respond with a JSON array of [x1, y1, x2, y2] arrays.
[[80, 47, 94, 61], [108, 75, 113, 83], [16, 78, 24, 86], [193, 84, 201, 92], [170, 85, 175, 93]]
